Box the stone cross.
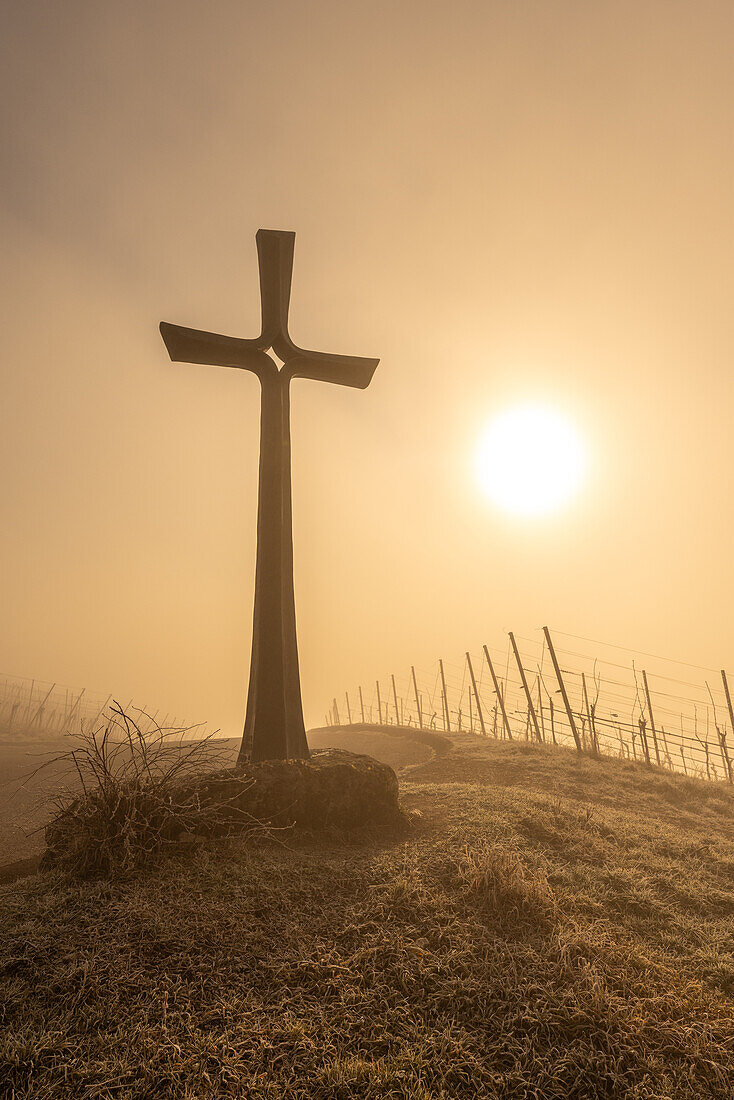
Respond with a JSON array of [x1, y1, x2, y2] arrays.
[[160, 230, 378, 763]]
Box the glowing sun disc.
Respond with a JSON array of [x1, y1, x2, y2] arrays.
[[476, 404, 585, 517]]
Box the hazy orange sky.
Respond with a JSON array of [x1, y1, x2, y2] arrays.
[[2, 1, 734, 734]]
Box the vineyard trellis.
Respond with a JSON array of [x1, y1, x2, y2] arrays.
[[327, 626, 734, 783], [0, 673, 211, 742]]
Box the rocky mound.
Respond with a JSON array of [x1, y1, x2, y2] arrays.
[[194, 748, 402, 831]]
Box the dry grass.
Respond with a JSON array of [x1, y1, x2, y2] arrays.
[[1, 733, 733, 1098], [460, 840, 557, 928]]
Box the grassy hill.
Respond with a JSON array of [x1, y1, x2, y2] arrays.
[[1, 730, 733, 1098]]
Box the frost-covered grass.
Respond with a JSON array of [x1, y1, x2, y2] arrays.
[[1, 734, 733, 1098]]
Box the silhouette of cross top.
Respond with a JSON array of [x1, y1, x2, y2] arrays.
[[160, 229, 379, 389]]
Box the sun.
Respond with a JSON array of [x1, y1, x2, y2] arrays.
[[476, 404, 585, 517]]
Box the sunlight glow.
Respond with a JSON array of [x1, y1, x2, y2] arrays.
[[476, 404, 585, 517]]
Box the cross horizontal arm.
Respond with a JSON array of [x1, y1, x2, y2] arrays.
[[286, 350, 379, 390], [159, 322, 274, 375]]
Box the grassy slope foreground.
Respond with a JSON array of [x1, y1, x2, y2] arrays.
[[1, 731, 733, 1099]]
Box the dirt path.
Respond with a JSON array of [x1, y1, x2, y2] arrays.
[[309, 722, 452, 775]]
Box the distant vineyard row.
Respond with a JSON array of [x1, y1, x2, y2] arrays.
[[0, 676, 210, 742], [328, 626, 734, 783]]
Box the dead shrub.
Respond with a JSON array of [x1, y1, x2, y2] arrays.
[[41, 704, 261, 877]]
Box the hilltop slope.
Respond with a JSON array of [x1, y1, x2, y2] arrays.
[[1, 731, 732, 1099]]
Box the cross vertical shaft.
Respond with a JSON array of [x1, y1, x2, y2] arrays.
[[241, 371, 308, 761]]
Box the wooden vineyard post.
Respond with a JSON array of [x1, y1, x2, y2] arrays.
[[641, 671, 662, 767], [411, 665, 423, 728], [498, 683, 508, 740], [721, 669, 734, 733], [333, 697, 341, 726], [715, 724, 733, 784], [376, 681, 383, 725], [638, 717, 652, 767], [509, 632, 542, 743], [391, 674, 400, 726], [549, 697, 557, 745], [483, 645, 513, 740], [536, 675, 546, 743], [345, 691, 352, 725], [30, 683, 56, 728], [542, 627, 582, 752], [720, 670, 734, 784], [705, 708, 717, 780], [359, 685, 365, 723], [466, 652, 487, 737], [581, 673, 600, 756], [66, 689, 86, 732], [439, 659, 451, 732], [23, 680, 35, 728]]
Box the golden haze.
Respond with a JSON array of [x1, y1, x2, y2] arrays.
[[1, 1, 733, 734]]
